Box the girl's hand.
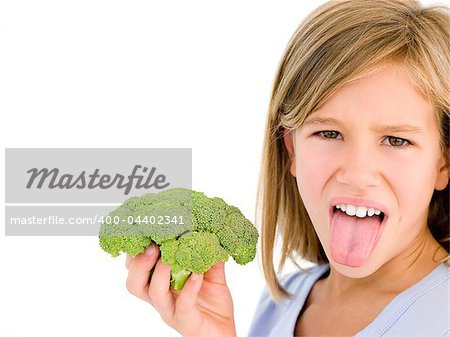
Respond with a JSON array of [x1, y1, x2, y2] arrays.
[[125, 243, 237, 337]]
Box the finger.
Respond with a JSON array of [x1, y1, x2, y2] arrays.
[[174, 273, 204, 323], [148, 258, 176, 323], [170, 288, 181, 301], [125, 254, 133, 270], [204, 261, 227, 285], [126, 244, 159, 302]]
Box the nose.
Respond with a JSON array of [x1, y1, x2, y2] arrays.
[[336, 143, 382, 189]]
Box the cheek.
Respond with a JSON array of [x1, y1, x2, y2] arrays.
[[383, 152, 436, 233], [296, 142, 340, 188], [295, 145, 336, 219], [385, 148, 436, 202]]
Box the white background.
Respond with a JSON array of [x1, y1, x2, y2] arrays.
[[0, 1, 447, 336]]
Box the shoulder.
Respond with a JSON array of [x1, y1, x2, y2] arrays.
[[257, 263, 329, 307], [396, 263, 449, 317], [395, 264, 449, 334], [279, 263, 330, 293], [247, 264, 329, 337], [363, 263, 450, 337]]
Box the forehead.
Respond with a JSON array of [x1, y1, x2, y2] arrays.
[[305, 62, 437, 133]]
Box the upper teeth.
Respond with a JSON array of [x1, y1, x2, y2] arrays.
[[335, 204, 383, 218]]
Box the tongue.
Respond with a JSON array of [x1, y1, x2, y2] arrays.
[[330, 210, 382, 267]]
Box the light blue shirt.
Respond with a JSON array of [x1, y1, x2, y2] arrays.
[[248, 263, 449, 337]]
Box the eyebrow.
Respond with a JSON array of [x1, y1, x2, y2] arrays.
[[301, 117, 425, 134]]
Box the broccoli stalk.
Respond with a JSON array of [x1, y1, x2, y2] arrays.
[[99, 188, 259, 290], [170, 270, 191, 290]]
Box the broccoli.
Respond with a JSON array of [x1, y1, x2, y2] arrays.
[[99, 188, 259, 290]]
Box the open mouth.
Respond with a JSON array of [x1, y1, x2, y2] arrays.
[[329, 205, 389, 244], [329, 205, 389, 267]]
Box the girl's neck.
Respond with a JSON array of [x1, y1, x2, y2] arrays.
[[322, 227, 447, 302]]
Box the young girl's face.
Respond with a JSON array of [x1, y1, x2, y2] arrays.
[[288, 61, 448, 276]]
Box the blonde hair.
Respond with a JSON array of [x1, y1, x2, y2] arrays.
[[256, 0, 450, 304]]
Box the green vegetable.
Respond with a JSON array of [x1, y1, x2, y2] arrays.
[[99, 188, 259, 290]]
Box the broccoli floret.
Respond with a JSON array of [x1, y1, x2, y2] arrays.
[[191, 191, 229, 233], [217, 211, 259, 264], [98, 202, 153, 257], [99, 188, 193, 251], [160, 232, 229, 290], [98, 188, 259, 290], [190, 191, 258, 264]]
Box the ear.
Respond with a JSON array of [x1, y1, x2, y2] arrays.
[[283, 128, 297, 177], [435, 147, 449, 191]]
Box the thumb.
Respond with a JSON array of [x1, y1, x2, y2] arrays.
[[175, 273, 204, 313], [204, 261, 226, 285]]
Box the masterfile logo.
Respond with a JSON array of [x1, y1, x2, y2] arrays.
[[6, 148, 191, 203], [26, 165, 170, 195], [5, 148, 192, 236]]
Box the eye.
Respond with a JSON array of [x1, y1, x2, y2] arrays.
[[382, 136, 412, 148], [314, 130, 342, 140]]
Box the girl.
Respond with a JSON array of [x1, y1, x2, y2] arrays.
[[125, 0, 450, 336]]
